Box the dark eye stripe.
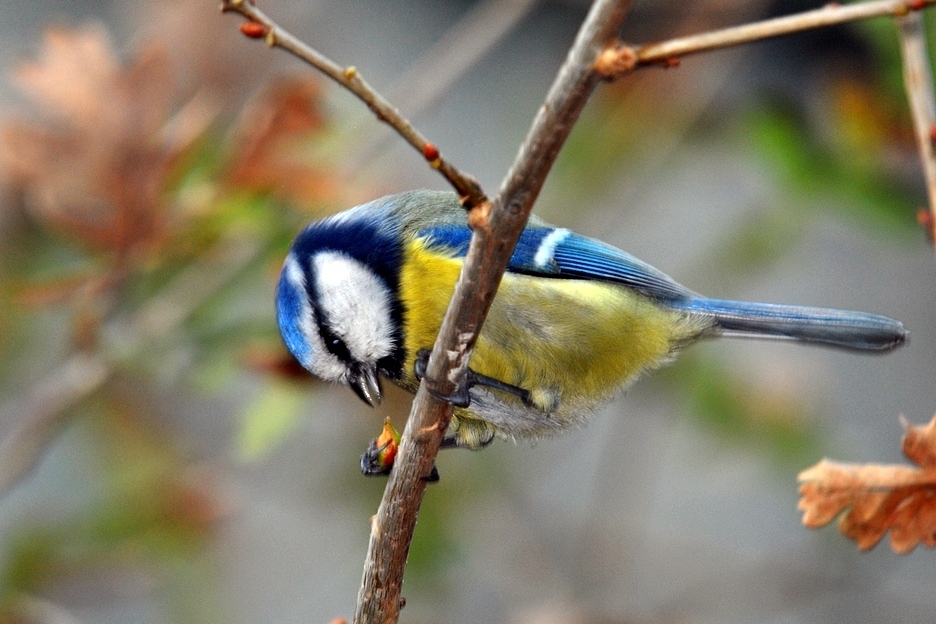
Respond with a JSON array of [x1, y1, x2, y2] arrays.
[[317, 318, 353, 364]]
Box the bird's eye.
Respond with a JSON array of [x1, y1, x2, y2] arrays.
[[319, 324, 353, 363]]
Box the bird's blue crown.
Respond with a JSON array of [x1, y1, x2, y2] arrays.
[[276, 203, 407, 377]]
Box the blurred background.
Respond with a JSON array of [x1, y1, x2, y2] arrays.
[[0, 0, 935, 622]]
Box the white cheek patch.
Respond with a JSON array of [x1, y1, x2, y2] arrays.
[[310, 251, 396, 366], [282, 254, 348, 382]]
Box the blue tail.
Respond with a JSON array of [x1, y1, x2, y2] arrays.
[[673, 298, 907, 352]]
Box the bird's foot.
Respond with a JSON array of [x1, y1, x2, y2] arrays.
[[360, 418, 440, 482], [414, 348, 534, 408]]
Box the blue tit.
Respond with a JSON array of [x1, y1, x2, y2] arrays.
[[276, 189, 907, 450]]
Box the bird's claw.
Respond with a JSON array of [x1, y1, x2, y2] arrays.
[[414, 348, 533, 408]]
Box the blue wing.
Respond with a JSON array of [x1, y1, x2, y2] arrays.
[[417, 223, 692, 303], [416, 222, 906, 351]]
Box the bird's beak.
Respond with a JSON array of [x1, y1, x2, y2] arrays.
[[350, 364, 383, 407]]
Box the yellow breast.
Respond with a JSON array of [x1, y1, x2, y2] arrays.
[[398, 236, 708, 419]]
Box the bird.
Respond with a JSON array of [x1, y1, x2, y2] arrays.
[[275, 189, 907, 455]]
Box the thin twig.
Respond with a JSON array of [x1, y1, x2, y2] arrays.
[[214, 0, 936, 620], [353, 2, 633, 623], [219, 0, 486, 207], [896, 10, 936, 245], [595, 0, 936, 77]]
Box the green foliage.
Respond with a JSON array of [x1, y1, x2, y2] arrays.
[[0, 406, 221, 622], [236, 380, 307, 462], [0, 5, 927, 622], [0, 21, 341, 620], [742, 101, 916, 235]]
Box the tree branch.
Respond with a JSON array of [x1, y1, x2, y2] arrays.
[[219, 0, 486, 207], [595, 0, 936, 77], [896, 10, 936, 245], [353, 1, 633, 623], [215, 0, 936, 621]]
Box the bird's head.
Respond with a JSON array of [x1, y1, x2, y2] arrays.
[[275, 210, 405, 407]]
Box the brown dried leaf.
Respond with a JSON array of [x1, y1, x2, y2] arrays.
[[14, 24, 122, 129], [798, 415, 936, 553], [901, 414, 936, 467], [889, 487, 936, 553], [226, 76, 337, 205], [0, 25, 210, 258]]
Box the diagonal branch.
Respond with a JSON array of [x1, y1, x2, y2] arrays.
[[216, 0, 936, 620], [353, 1, 633, 623], [595, 0, 936, 77], [220, 0, 485, 207]]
